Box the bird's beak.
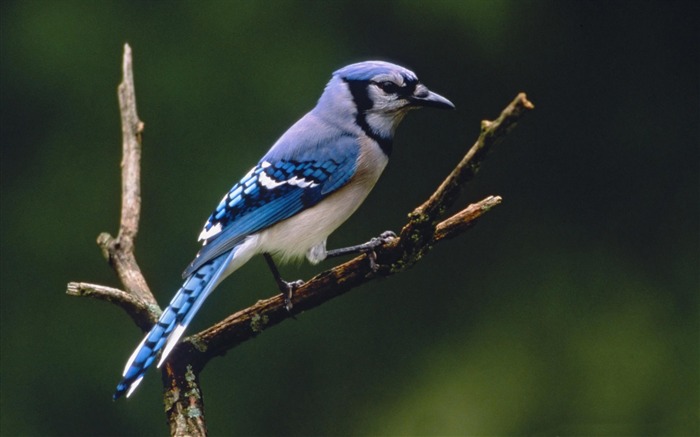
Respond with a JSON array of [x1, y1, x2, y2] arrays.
[[409, 84, 455, 110]]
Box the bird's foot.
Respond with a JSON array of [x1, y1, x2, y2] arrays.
[[364, 231, 397, 272], [279, 279, 304, 311], [263, 252, 304, 311], [326, 230, 397, 272]]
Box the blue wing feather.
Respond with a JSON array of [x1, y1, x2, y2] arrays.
[[182, 135, 359, 277]]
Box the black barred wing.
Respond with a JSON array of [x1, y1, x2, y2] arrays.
[[182, 156, 356, 277]]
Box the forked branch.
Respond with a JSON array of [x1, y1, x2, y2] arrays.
[[66, 45, 533, 437]]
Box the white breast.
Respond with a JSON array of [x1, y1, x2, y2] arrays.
[[254, 136, 389, 263]]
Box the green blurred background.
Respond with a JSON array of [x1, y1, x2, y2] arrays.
[[1, 1, 697, 435]]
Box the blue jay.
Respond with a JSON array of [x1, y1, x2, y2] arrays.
[[113, 60, 454, 399]]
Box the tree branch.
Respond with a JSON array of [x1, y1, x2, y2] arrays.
[[66, 282, 158, 331], [116, 43, 144, 247], [95, 43, 157, 310], [397, 93, 534, 265], [66, 45, 533, 436], [170, 195, 504, 371]]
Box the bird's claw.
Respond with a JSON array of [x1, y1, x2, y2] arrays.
[[365, 230, 397, 272], [376, 230, 397, 245], [281, 279, 304, 311]]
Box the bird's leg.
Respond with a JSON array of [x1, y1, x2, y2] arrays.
[[326, 230, 397, 271], [263, 253, 303, 311]]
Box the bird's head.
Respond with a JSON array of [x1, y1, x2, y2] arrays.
[[314, 61, 454, 151]]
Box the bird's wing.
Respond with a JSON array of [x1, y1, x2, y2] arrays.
[[182, 135, 359, 278]]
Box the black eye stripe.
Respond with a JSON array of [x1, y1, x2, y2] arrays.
[[371, 79, 417, 96], [376, 81, 399, 94]]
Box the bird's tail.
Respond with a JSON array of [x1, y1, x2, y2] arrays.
[[113, 250, 233, 400]]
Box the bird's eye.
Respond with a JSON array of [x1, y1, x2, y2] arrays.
[[376, 81, 400, 94]]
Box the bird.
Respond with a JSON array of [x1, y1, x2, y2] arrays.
[[113, 60, 454, 399]]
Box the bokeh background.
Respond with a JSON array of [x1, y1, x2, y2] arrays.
[[1, 1, 697, 435]]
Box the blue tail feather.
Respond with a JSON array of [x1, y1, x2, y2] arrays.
[[113, 250, 233, 400]]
